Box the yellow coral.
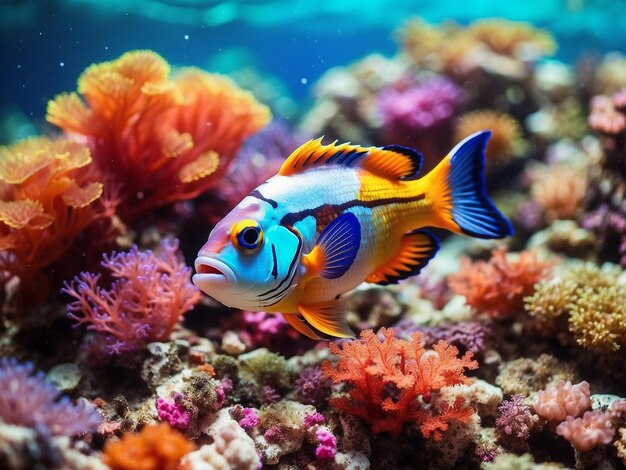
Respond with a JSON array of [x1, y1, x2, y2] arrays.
[[455, 110, 523, 171]]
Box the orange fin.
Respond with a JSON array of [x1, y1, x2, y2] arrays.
[[283, 314, 324, 341], [366, 229, 439, 286], [279, 139, 422, 180], [298, 300, 355, 339], [302, 212, 360, 279]]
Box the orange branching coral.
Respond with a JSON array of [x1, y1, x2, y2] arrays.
[[321, 328, 478, 438], [0, 137, 114, 308], [448, 248, 557, 318], [46, 50, 270, 222], [455, 110, 523, 172], [102, 423, 194, 470], [530, 164, 588, 222]]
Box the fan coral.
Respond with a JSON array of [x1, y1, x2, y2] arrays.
[[0, 357, 101, 436], [530, 164, 588, 223], [496, 394, 539, 440], [321, 328, 478, 438], [534, 381, 591, 423], [102, 423, 194, 470], [46, 50, 270, 222], [448, 248, 556, 318], [294, 366, 333, 408], [63, 239, 201, 355], [556, 411, 615, 452], [454, 110, 523, 172], [0, 137, 113, 310], [377, 76, 462, 169]]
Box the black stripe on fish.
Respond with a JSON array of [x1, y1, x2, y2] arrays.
[[271, 243, 278, 279], [280, 193, 426, 227], [249, 189, 278, 208], [257, 231, 303, 305]]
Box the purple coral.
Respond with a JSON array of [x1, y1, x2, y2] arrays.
[[304, 412, 325, 428], [233, 311, 304, 356], [582, 204, 626, 267], [394, 320, 488, 354], [238, 408, 260, 430], [63, 239, 201, 355], [295, 367, 333, 408], [315, 428, 337, 460], [496, 394, 540, 439], [0, 357, 101, 436], [156, 395, 191, 430]]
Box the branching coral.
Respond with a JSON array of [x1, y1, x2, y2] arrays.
[[0, 137, 114, 310], [46, 50, 270, 222], [321, 328, 478, 438], [102, 423, 194, 470], [63, 239, 201, 355], [0, 357, 101, 436], [496, 394, 540, 441], [454, 110, 524, 172], [448, 248, 556, 318]]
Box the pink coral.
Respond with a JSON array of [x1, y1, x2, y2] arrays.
[[156, 395, 191, 430], [238, 408, 260, 430], [321, 328, 478, 438], [304, 412, 325, 428], [315, 428, 337, 460], [534, 381, 591, 422], [63, 239, 201, 355], [556, 411, 615, 452], [496, 394, 539, 439]]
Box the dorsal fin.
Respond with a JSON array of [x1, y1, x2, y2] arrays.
[[279, 139, 423, 180]]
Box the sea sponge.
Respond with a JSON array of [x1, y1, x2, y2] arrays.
[[556, 411, 614, 452], [454, 110, 523, 172], [448, 248, 556, 319], [238, 348, 291, 391], [102, 423, 194, 470], [496, 354, 576, 396], [0, 137, 113, 312], [534, 381, 591, 422], [46, 50, 270, 222]]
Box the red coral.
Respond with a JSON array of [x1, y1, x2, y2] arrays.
[[62, 239, 201, 355], [321, 328, 478, 438], [448, 248, 556, 318], [46, 50, 270, 222]]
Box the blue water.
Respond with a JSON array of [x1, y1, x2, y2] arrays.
[[1, 0, 626, 122]]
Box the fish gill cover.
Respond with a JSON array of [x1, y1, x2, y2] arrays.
[[1, 2, 626, 469]]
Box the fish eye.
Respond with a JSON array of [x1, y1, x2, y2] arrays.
[[232, 219, 264, 254]]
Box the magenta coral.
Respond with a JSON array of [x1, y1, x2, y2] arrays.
[[556, 411, 615, 452], [295, 366, 333, 408], [534, 381, 591, 422], [0, 357, 101, 436], [304, 412, 325, 428], [238, 408, 260, 430], [496, 394, 539, 439], [315, 428, 337, 460], [63, 239, 201, 355], [156, 395, 191, 430]]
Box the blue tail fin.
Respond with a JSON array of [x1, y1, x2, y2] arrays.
[[445, 131, 513, 239]]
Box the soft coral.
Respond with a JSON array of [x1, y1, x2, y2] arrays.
[[321, 328, 478, 438]]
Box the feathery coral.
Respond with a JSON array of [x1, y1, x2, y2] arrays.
[[102, 423, 194, 470], [46, 50, 270, 222], [448, 248, 556, 318], [0, 137, 111, 310], [321, 328, 478, 438], [62, 239, 201, 355], [0, 357, 101, 436], [496, 394, 539, 440]]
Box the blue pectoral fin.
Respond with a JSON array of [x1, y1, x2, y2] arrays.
[[448, 131, 514, 239], [309, 212, 361, 279]]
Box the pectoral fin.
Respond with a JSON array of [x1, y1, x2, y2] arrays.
[[302, 212, 361, 279], [298, 300, 355, 339], [282, 314, 324, 341]]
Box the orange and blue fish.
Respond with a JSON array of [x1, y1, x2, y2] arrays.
[[193, 131, 512, 340]]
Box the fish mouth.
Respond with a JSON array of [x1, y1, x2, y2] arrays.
[[193, 256, 236, 292]]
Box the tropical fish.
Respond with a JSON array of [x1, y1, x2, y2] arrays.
[[193, 131, 512, 340]]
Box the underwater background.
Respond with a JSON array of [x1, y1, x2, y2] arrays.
[[2, 0, 626, 469]]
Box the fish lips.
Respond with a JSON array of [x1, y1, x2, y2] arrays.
[[193, 256, 237, 293]]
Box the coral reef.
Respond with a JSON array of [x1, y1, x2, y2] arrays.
[[47, 50, 270, 222], [322, 328, 478, 437], [63, 239, 200, 355]]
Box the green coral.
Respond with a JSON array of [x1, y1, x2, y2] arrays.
[[238, 348, 290, 389]]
